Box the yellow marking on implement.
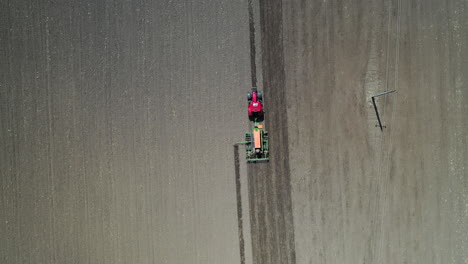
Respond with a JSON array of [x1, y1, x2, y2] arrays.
[[254, 128, 261, 149]]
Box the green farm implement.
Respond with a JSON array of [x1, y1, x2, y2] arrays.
[[238, 123, 269, 163]]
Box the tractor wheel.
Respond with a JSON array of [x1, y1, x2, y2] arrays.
[[247, 92, 252, 101], [257, 91, 263, 101]]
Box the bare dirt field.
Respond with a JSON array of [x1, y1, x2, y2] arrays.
[[1, 0, 466, 264], [1, 1, 251, 263], [249, 0, 466, 263], [280, 0, 467, 263]]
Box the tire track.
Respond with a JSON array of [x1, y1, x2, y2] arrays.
[[248, 0, 257, 89], [233, 144, 246, 264], [247, 0, 296, 263], [232, 1, 260, 263]]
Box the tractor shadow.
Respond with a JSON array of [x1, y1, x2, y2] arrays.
[[248, 110, 266, 123]]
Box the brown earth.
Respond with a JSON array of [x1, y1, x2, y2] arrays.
[[249, 0, 467, 263], [281, 0, 467, 263], [1, 0, 466, 264], [1, 1, 251, 263]]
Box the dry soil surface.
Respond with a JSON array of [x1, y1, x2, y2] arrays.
[[249, 0, 467, 263], [1, 1, 252, 263], [281, 0, 467, 263], [1, 0, 467, 264]]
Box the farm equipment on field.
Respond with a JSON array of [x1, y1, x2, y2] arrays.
[[239, 122, 269, 163], [247, 90, 264, 122], [236, 88, 269, 163]]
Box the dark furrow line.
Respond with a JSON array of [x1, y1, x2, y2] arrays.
[[233, 144, 246, 264], [246, 0, 297, 263], [248, 0, 257, 89]]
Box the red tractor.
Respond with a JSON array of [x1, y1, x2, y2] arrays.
[[247, 90, 264, 122]]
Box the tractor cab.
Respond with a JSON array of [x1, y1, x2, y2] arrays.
[[247, 91, 264, 122]]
